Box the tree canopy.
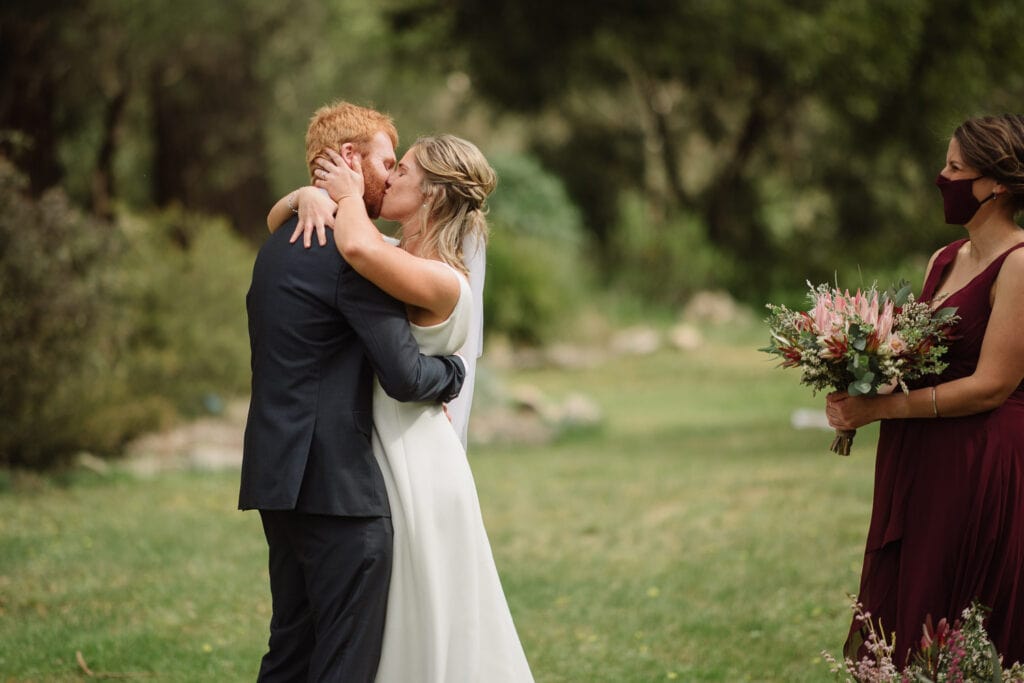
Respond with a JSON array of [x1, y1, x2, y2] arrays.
[[388, 0, 1024, 294], [3, 0, 1024, 296]]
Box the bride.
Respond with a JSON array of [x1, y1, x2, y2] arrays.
[[268, 134, 533, 682]]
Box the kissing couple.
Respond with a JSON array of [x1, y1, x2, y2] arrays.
[[240, 100, 534, 682]]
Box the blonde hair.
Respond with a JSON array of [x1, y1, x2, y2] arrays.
[[304, 101, 398, 182], [408, 135, 497, 274], [955, 114, 1024, 215]]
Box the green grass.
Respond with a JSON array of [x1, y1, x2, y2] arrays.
[[0, 322, 880, 682]]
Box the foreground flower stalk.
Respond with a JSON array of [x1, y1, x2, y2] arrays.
[[831, 429, 856, 456], [822, 597, 1024, 682]]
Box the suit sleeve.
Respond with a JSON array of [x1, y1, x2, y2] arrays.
[[335, 262, 465, 403]]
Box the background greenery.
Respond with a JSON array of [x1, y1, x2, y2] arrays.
[[4, 1, 1024, 465], [0, 321, 877, 682]]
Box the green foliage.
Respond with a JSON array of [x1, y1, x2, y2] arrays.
[[391, 0, 1024, 292], [608, 191, 736, 306], [0, 159, 116, 467], [9, 0, 1024, 464], [108, 208, 253, 417], [484, 153, 593, 344], [0, 161, 254, 468], [9, 0, 1024, 292]]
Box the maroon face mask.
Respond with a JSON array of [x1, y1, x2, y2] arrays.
[[935, 174, 996, 225]]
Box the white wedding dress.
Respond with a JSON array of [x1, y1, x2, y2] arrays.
[[371, 268, 533, 683]]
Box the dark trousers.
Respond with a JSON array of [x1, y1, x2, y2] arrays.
[[257, 510, 392, 683]]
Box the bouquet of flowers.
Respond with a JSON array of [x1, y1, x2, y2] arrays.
[[762, 280, 958, 455], [821, 598, 1024, 682]]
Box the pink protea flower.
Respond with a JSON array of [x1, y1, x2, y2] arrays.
[[812, 292, 835, 334], [876, 300, 895, 343], [864, 300, 896, 353], [854, 289, 880, 327], [834, 291, 848, 316]]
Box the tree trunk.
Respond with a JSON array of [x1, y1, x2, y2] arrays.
[[0, 12, 63, 194], [90, 83, 129, 220], [150, 39, 272, 241]]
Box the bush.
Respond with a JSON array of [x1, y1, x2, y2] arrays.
[[484, 153, 593, 344], [0, 159, 121, 467], [0, 160, 254, 469], [607, 191, 737, 308], [107, 207, 253, 418]]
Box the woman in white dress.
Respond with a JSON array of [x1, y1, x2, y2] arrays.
[[269, 135, 533, 682]]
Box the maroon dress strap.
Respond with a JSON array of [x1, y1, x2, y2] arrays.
[[920, 239, 1024, 301], [994, 241, 1024, 269], [920, 239, 968, 301]]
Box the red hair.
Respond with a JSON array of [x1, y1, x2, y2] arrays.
[[304, 101, 398, 181]]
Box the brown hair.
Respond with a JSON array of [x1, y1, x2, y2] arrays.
[[954, 114, 1024, 214], [406, 135, 497, 275], [304, 101, 398, 181]]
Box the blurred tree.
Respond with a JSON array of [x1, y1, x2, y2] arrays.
[[0, 0, 338, 236], [386, 0, 1024, 298], [0, 1, 71, 195], [485, 152, 592, 343], [0, 0, 501, 237], [145, 0, 282, 238], [0, 158, 255, 468], [0, 158, 115, 467], [6, 0, 1024, 302]]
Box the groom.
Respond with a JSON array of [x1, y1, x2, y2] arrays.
[[240, 101, 466, 682]]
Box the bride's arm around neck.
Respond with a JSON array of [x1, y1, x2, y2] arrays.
[[334, 196, 461, 322]]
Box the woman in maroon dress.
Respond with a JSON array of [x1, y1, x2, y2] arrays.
[[827, 114, 1024, 667]]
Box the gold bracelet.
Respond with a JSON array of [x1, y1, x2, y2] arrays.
[[931, 386, 940, 418], [286, 191, 298, 213]]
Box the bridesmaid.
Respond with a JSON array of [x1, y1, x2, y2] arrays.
[[826, 114, 1024, 666]]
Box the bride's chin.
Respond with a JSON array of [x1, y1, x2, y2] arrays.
[[378, 204, 397, 221]]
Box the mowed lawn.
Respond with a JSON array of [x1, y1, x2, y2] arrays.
[[0, 322, 880, 682]]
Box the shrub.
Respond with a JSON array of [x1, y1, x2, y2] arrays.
[[0, 160, 254, 469], [607, 191, 737, 308], [484, 153, 593, 344], [107, 207, 253, 418], [0, 159, 121, 467]]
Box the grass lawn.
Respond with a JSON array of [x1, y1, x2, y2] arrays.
[[0, 321, 879, 682]]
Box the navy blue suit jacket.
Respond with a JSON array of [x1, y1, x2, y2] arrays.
[[239, 220, 465, 516]]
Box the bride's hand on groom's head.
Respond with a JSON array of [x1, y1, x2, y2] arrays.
[[289, 185, 337, 248], [314, 148, 365, 202]]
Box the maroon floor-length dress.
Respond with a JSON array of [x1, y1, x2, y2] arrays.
[[846, 238, 1024, 667]]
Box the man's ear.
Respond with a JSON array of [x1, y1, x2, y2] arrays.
[[339, 142, 356, 162]]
